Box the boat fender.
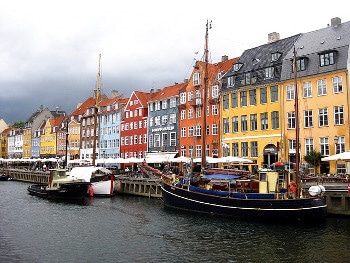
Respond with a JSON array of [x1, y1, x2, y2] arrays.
[[289, 181, 297, 193], [89, 186, 94, 197]]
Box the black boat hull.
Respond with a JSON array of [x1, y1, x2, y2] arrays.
[[161, 182, 327, 222], [27, 182, 91, 200]]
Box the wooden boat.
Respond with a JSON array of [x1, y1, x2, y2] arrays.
[[161, 170, 327, 222], [27, 170, 91, 200], [161, 21, 327, 223]]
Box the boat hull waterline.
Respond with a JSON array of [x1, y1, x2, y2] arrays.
[[161, 183, 327, 222]]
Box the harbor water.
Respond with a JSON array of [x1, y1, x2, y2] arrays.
[[1, 181, 350, 263]]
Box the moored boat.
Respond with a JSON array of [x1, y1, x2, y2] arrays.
[[68, 166, 115, 197], [27, 170, 91, 200], [161, 169, 327, 222]]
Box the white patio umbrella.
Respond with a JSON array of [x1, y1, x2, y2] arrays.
[[218, 156, 253, 163], [321, 151, 350, 161], [169, 156, 191, 163]]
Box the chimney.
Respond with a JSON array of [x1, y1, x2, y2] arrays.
[[111, 90, 119, 98], [331, 17, 341, 27], [221, 55, 228, 62], [268, 32, 280, 43]]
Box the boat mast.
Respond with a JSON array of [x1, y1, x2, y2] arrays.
[[201, 20, 211, 170], [92, 54, 101, 167], [293, 46, 300, 197]]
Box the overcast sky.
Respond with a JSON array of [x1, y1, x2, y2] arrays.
[[1, 0, 349, 124]]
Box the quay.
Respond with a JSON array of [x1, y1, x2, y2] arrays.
[[3, 168, 349, 216], [114, 176, 162, 198]]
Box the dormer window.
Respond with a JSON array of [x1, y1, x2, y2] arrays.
[[193, 72, 201, 86], [271, 52, 281, 61], [265, 67, 274, 79], [319, 51, 336, 66], [252, 58, 260, 65], [227, 76, 235, 87], [233, 63, 243, 72], [292, 57, 308, 72]]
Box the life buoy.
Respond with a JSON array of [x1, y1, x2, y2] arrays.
[[289, 181, 297, 193]]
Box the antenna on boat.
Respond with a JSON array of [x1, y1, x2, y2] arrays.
[[92, 54, 101, 167], [201, 19, 211, 172], [293, 46, 301, 197]]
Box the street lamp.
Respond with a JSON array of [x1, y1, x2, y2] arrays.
[[334, 136, 339, 154]]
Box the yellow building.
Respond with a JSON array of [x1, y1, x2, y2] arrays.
[[220, 33, 300, 172], [68, 118, 81, 160], [22, 128, 32, 158], [40, 119, 57, 157], [280, 17, 350, 174]]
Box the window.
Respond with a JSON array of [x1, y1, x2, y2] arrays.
[[181, 110, 186, 120], [188, 127, 194, 137], [180, 92, 186, 104], [334, 106, 344, 125], [245, 72, 251, 85], [181, 127, 186, 138], [169, 98, 176, 108], [154, 134, 160, 147], [260, 112, 268, 130], [223, 94, 229, 110], [318, 108, 328, 127], [270, 86, 278, 102], [233, 63, 242, 71], [155, 101, 160, 111], [296, 58, 306, 71], [241, 115, 248, 132], [265, 67, 274, 79], [317, 79, 327, 96], [250, 114, 257, 131], [320, 137, 329, 156], [162, 115, 168, 125], [193, 72, 201, 86], [335, 136, 345, 154], [240, 91, 247, 107], [271, 111, 279, 129], [260, 87, 267, 104], [212, 85, 219, 98], [212, 124, 218, 135], [212, 105, 218, 115], [195, 145, 202, 158], [188, 91, 193, 101], [232, 143, 239, 157], [303, 82, 312, 98], [161, 133, 168, 147], [288, 139, 296, 152], [241, 142, 248, 157], [250, 141, 258, 157], [271, 52, 281, 61], [305, 138, 314, 154], [170, 132, 176, 147], [304, 110, 313, 128], [232, 116, 238, 133], [223, 118, 229, 134], [169, 113, 176, 124], [188, 108, 194, 119], [319, 51, 335, 66], [286, 85, 295, 100], [162, 100, 167, 109], [231, 93, 238, 108], [227, 76, 235, 86], [249, 89, 256, 105], [333, 76, 343, 93]]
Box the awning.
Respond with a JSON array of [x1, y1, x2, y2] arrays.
[[145, 152, 177, 163]]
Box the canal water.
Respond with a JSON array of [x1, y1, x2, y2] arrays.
[[1, 181, 350, 263]]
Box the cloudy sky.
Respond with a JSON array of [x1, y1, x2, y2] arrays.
[[1, 0, 349, 124]]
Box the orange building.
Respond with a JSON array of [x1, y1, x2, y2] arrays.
[[178, 56, 238, 169]]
